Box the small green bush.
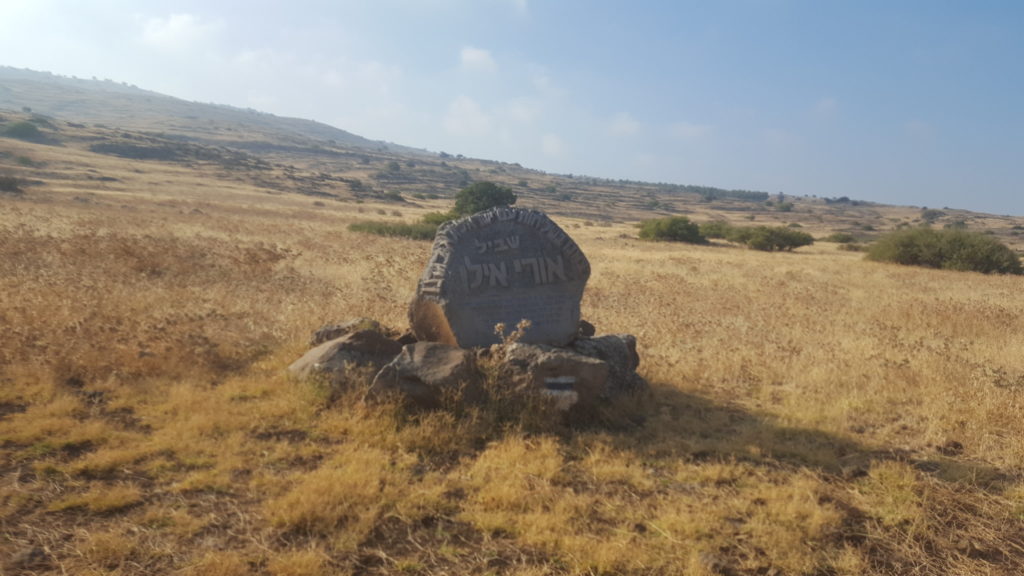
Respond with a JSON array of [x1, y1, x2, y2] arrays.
[[866, 227, 1021, 274], [822, 232, 857, 243], [421, 211, 457, 226], [699, 220, 733, 239], [0, 175, 22, 194], [638, 216, 707, 244], [1, 121, 41, 140], [347, 220, 438, 241], [453, 181, 517, 216], [727, 226, 814, 251]]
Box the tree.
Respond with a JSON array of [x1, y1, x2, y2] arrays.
[[453, 181, 517, 216]]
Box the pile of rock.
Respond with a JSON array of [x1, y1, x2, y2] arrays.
[[288, 207, 647, 412]]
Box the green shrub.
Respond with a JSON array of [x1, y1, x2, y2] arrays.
[[0, 175, 22, 194], [727, 226, 814, 251], [1, 121, 41, 140], [347, 220, 438, 241], [453, 181, 517, 216], [822, 232, 856, 243], [699, 220, 733, 239], [866, 227, 1021, 274], [638, 216, 706, 244], [421, 211, 457, 226]]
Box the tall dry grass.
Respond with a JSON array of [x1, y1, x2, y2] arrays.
[[2, 155, 1024, 574]]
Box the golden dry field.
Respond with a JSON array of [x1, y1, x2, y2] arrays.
[[3, 116, 1024, 575]]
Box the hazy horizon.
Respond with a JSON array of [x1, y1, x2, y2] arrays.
[[2, 1, 1022, 215]]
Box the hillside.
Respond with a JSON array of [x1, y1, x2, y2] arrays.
[[3, 66, 1024, 241], [0, 66, 425, 156], [2, 79, 1024, 575]]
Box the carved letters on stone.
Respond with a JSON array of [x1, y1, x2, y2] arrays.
[[409, 207, 590, 348]]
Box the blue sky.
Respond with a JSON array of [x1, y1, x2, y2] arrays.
[[1, 1, 1022, 214]]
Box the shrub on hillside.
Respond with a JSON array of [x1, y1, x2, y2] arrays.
[[727, 226, 814, 251], [421, 211, 457, 226], [453, 181, 517, 216], [347, 220, 438, 241], [0, 175, 23, 195], [699, 220, 733, 239], [822, 232, 857, 243], [866, 227, 1022, 274], [638, 216, 707, 244], [1, 121, 41, 140], [351, 181, 517, 241]]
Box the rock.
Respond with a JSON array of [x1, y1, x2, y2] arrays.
[[409, 207, 590, 348], [368, 342, 482, 409], [289, 329, 402, 381], [394, 330, 418, 346], [569, 334, 647, 395], [577, 319, 596, 338], [309, 318, 382, 346], [502, 342, 610, 410]]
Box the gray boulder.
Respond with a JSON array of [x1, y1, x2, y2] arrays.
[[289, 329, 402, 381], [502, 342, 611, 410], [368, 342, 482, 409], [569, 334, 647, 395]]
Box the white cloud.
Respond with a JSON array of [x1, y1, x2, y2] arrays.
[[139, 13, 220, 52], [609, 112, 640, 136], [460, 46, 497, 73], [670, 121, 713, 140], [541, 133, 565, 157], [444, 95, 491, 135], [511, 0, 528, 14]]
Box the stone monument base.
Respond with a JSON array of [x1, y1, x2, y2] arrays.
[[287, 318, 648, 413]]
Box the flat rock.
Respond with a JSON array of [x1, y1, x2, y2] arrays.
[[289, 329, 402, 381], [503, 342, 610, 410], [368, 342, 482, 408], [569, 334, 647, 395]]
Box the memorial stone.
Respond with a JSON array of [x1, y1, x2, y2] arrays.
[[409, 207, 590, 348]]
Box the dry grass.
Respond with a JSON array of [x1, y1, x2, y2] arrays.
[[2, 123, 1024, 575]]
